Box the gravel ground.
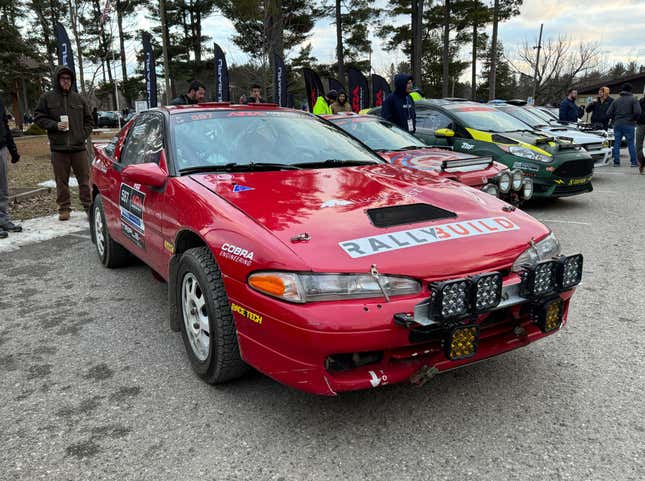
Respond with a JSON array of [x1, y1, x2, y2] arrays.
[[0, 163, 643, 481]]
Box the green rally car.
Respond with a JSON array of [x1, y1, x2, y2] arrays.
[[369, 99, 594, 199]]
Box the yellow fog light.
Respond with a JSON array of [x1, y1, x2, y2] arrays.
[[446, 325, 479, 360], [534, 298, 564, 333]]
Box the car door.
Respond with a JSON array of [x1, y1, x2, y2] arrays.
[[103, 112, 167, 272]]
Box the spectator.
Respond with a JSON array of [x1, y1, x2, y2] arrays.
[[635, 86, 645, 173], [246, 84, 263, 104], [607, 82, 642, 167], [92, 107, 99, 127], [559, 88, 583, 123], [34, 65, 94, 221], [331, 92, 352, 113], [312, 89, 338, 115], [22, 112, 30, 127], [171, 80, 206, 105], [585, 87, 613, 130], [0, 98, 22, 238], [380, 73, 416, 133]]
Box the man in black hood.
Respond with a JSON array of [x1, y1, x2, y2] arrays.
[[380, 73, 416, 132], [35, 65, 94, 220]]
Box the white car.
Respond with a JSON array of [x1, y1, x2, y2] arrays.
[[494, 104, 612, 167]]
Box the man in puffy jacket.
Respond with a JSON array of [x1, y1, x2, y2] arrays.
[[559, 88, 583, 123], [35, 65, 94, 221], [312, 90, 338, 115], [585, 86, 613, 129], [607, 82, 642, 167], [0, 98, 22, 238], [380, 74, 416, 132]]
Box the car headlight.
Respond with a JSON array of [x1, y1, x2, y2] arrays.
[[521, 177, 534, 200], [495, 171, 512, 193], [602, 140, 609, 148], [510, 169, 524, 191], [248, 272, 421, 303], [481, 183, 499, 197], [512, 232, 561, 272], [508, 145, 552, 163]]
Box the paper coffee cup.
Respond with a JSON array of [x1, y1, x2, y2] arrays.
[[60, 115, 69, 131]]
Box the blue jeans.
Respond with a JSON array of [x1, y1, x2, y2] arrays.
[[613, 124, 637, 165]]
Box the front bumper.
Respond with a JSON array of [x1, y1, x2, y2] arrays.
[[224, 274, 575, 395]]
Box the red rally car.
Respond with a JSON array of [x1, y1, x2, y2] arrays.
[[90, 103, 582, 395], [323, 113, 534, 205]]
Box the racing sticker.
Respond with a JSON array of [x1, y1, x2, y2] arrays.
[[120, 183, 146, 248], [219, 243, 254, 266], [339, 216, 519, 258], [230, 303, 263, 324]]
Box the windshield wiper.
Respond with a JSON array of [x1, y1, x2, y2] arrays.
[[180, 162, 301, 174], [293, 159, 379, 168], [394, 145, 424, 151]]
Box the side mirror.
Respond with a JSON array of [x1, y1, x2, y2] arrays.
[[122, 163, 167, 188], [434, 128, 455, 138]]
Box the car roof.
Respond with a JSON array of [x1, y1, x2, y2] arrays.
[[155, 102, 293, 115]]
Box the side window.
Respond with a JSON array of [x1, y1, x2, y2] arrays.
[[418, 110, 453, 131], [119, 114, 164, 166]]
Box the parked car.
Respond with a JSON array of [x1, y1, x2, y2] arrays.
[[96, 111, 121, 128], [324, 113, 533, 205], [369, 99, 595, 199], [90, 103, 583, 395], [490, 102, 612, 167]]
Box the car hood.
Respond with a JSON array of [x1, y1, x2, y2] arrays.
[[538, 127, 606, 144], [190, 164, 549, 277]]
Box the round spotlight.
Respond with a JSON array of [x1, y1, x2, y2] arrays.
[[496, 171, 512, 193], [511, 169, 524, 191], [481, 183, 499, 197], [521, 177, 534, 200]]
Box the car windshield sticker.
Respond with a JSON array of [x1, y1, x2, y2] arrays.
[[447, 105, 494, 112], [120, 183, 146, 248], [339, 217, 519, 258], [233, 184, 254, 192]]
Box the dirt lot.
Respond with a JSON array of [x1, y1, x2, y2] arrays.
[[7, 132, 116, 221]]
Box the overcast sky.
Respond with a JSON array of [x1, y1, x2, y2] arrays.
[[113, 0, 644, 81]]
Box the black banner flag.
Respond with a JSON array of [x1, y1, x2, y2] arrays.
[[274, 54, 287, 107], [328, 77, 345, 94], [142, 32, 157, 107], [303, 68, 325, 112], [371, 74, 391, 108], [214, 43, 230, 102], [347, 67, 369, 113], [54, 22, 78, 92]]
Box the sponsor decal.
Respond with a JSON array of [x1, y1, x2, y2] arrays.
[[511, 162, 540, 173], [321, 199, 355, 208], [231, 303, 263, 324], [164, 240, 175, 254], [233, 184, 254, 192], [339, 216, 520, 258], [554, 179, 565, 185], [368, 370, 388, 388], [219, 243, 254, 266], [461, 142, 475, 150], [119, 184, 146, 247], [568, 175, 592, 185]]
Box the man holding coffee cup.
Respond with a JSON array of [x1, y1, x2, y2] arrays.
[[35, 65, 93, 221]]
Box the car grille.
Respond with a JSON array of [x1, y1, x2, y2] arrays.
[[582, 143, 603, 151], [553, 183, 593, 197], [553, 158, 594, 178]]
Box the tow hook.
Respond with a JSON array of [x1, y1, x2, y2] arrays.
[[410, 365, 439, 386]]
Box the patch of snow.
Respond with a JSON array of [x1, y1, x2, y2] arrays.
[[38, 177, 78, 188], [0, 211, 89, 254]]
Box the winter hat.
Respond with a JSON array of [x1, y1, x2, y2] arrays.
[[327, 89, 338, 101], [621, 83, 632, 92]]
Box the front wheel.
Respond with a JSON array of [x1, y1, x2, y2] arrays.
[[178, 246, 247, 384]]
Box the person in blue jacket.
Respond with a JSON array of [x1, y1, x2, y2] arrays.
[[380, 73, 416, 133], [559, 88, 583, 123]]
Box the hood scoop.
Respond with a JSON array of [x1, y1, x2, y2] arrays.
[[367, 203, 457, 228]]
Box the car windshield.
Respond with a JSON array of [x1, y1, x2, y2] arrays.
[[329, 117, 427, 151], [171, 110, 383, 172], [496, 106, 549, 128], [526, 106, 557, 124], [447, 105, 533, 133]]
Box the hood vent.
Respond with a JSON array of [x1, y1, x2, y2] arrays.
[[367, 203, 457, 228]]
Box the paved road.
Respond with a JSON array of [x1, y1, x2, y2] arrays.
[[1, 165, 644, 481]]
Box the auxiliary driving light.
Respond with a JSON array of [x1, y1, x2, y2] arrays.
[[430, 279, 471, 320], [532, 298, 564, 333], [446, 325, 480, 360], [511, 169, 524, 191], [520, 260, 558, 299], [557, 254, 583, 290], [521, 177, 534, 200], [495, 171, 512, 193], [481, 183, 499, 197], [471, 272, 503, 313]]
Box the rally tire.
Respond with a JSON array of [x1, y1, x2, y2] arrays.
[[92, 195, 131, 268], [177, 246, 247, 384]]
